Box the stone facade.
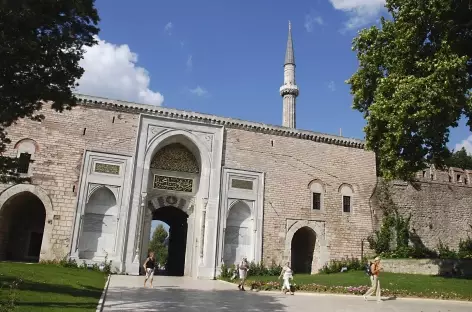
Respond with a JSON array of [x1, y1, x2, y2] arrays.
[[0, 96, 376, 278], [381, 259, 472, 277], [372, 168, 472, 252], [0, 105, 138, 261]]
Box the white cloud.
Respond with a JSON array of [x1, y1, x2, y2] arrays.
[[327, 81, 336, 91], [188, 86, 208, 97], [186, 55, 193, 71], [76, 36, 164, 106], [304, 12, 324, 32], [329, 0, 385, 30], [455, 136, 472, 154], [164, 22, 173, 35]]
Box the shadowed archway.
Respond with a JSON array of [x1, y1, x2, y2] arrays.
[[0, 192, 46, 262], [152, 206, 188, 276], [291, 226, 316, 274]]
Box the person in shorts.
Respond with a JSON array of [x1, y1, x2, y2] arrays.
[[143, 252, 156, 288], [238, 257, 248, 291]]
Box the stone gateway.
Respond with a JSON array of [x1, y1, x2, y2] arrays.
[[0, 23, 469, 279]]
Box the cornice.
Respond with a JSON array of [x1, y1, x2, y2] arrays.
[[74, 94, 366, 149]]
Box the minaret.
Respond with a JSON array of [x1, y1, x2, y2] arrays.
[[280, 21, 299, 128]]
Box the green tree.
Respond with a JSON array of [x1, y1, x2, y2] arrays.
[[348, 0, 472, 180], [0, 0, 100, 182], [445, 147, 472, 169], [148, 224, 168, 266]]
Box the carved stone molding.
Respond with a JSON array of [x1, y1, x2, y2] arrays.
[[148, 194, 195, 215], [147, 126, 168, 146], [86, 183, 119, 204]]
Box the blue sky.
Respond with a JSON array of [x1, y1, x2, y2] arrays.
[[78, 0, 471, 156], [79, 1, 472, 238]]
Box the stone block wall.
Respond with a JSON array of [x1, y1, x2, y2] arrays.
[[0, 104, 138, 259], [381, 259, 472, 277], [372, 177, 472, 252], [223, 128, 377, 266]]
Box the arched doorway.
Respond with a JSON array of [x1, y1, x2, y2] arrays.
[[152, 206, 188, 276], [142, 138, 202, 277], [291, 226, 316, 274], [0, 192, 46, 262]]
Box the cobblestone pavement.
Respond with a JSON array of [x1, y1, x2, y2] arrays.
[[103, 275, 472, 312]]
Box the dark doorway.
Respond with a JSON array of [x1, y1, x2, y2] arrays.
[[152, 206, 188, 276], [0, 192, 46, 262], [291, 226, 316, 274]]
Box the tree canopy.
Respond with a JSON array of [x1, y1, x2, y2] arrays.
[[148, 224, 168, 266], [0, 0, 99, 182], [446, 147, 472, 170], [348, 0, 472, 180]]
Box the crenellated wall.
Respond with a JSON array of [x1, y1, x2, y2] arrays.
[[371, 166, 472, 252]]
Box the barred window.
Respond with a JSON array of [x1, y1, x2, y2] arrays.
[[17, 153, 31, 174], [343, 196, 351, 213], [312, 193, 321, 210]]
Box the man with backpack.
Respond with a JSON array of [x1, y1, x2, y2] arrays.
[[363, 256, 382, 302]]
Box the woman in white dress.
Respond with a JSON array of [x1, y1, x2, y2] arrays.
[[279, 262, 294, 295]]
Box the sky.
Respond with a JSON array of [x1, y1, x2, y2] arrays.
[[76, 0, 472, 238]]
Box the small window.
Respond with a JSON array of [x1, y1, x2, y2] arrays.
[[17, 153, 31, 174], [343, 196, 351, 213], [457, 174, 461, 182], [312, 193, 321, 210]]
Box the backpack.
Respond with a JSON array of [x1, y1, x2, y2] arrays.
[[365, 262, 373, 276]]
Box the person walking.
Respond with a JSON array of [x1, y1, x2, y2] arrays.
[[279, 262, 294, 295], [363, 256, 381, 302], [143, 252, 156, 288], [238, 257, 248, 291]]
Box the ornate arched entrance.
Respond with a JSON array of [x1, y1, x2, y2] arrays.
[[139, 135, 204, 277], [291, 226, 317, 274], [0, 192, 46, 262]]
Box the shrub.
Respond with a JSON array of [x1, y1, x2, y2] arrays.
[[319, 257, 365, 274], [0, 279, 21, 312], [437, 240, 458, 259], [458, 237, 472, 259]]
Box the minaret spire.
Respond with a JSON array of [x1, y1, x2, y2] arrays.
[[280, 21, 299, 128]]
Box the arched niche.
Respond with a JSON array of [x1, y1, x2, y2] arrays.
[[339, 183, 354, 213], [223, 201, 252, 266], [79, 186, 118, 260], [308, 179, 325, 211], [148, 138, 202, 196]]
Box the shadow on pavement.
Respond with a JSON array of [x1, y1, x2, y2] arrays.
[[104, 287, 288, 311]]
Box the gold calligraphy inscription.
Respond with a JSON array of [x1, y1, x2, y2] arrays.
[[95, 163, 120, 175], [153, 175, 193, 192]]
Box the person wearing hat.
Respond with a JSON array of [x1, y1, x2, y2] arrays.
[[363, 256, 382, 302]]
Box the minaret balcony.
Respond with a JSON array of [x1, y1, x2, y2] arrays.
[[279, 84, 299, 96]]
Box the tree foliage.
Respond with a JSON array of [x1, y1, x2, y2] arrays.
[[445, 147, 472, 169], [0, 0, 99, 182], [148, 224, 168, 266], [348, 0, 472, 180]]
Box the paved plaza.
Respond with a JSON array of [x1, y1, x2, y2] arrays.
[[103, 275, 472, 312]]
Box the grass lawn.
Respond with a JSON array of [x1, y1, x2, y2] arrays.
[[233, 271, 472, 300], [0, 262, 107, 312]]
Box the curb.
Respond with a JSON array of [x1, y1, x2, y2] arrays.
[[96, 274, 111, 312], [216, 280, 472, 304]]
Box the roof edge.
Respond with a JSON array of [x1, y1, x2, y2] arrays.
[[73, 93, 366, 149]]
